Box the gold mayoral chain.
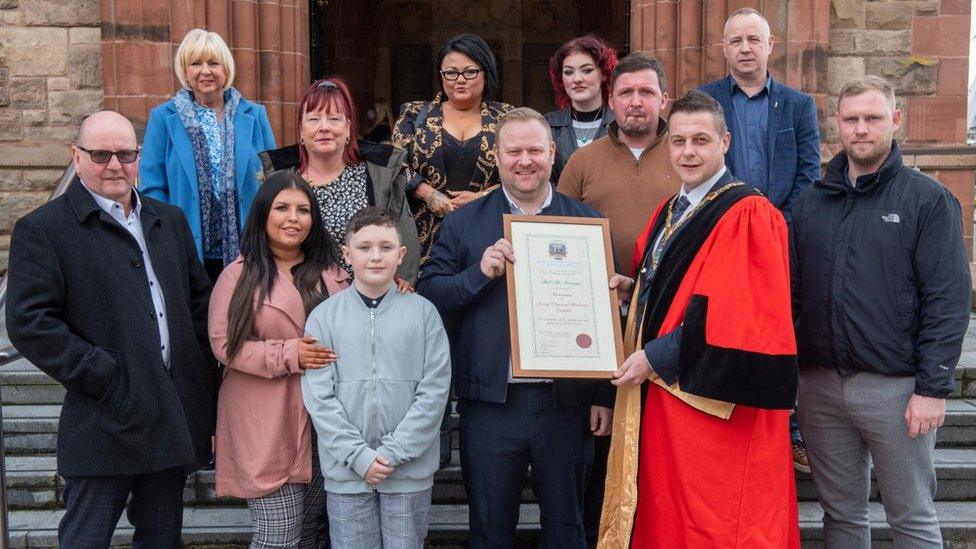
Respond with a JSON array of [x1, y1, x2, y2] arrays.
[[651, 181, 744, 272]]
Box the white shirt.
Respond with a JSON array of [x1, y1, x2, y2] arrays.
[[82, 182, 171, 369], [650, 166, 728, 260], [501, 184, 553, 383]]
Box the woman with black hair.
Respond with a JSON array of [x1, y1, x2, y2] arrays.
[[208, 170, 348, 547], [393, 33, 513, 269]]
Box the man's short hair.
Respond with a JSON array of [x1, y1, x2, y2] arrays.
[[174, 29, 236, 91], [724, 7, 771, 36], [495, 107, 553, 144], [345, 206, 400, 243], [610, 52, 667, 94], [837, 75, 897, 113], [667, 89, 728, 135]]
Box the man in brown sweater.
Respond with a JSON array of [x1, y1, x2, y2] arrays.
[[557, 53, 679, 274]]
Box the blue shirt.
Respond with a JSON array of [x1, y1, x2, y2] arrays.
[[82, 183, 171, 369], [729, 76, 770, 194]]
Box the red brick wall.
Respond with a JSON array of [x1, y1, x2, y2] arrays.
[[100, 0, 309, 143]]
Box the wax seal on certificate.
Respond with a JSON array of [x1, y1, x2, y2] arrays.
[[576, 333, 593, 349]]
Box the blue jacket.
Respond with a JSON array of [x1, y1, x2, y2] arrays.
[[139, 95, 277, 259], [417, 189, 615, 408], [700, 75, 820, 219]]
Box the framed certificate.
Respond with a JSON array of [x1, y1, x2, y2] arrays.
[[503, 214, 624, 379]]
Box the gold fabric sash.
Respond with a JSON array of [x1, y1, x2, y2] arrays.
[[597, 271, 734, 548]]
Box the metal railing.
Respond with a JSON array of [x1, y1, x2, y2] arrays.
[[0, 161, 76, 549]]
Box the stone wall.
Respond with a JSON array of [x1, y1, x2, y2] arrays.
[[0, 0, 102, 272], [826, 0, 970, 146]]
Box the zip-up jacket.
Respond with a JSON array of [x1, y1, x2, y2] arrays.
[[302, 284, 451, 494], [791, 142, 971, 397]]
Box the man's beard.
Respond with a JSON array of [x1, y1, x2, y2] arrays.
[[847, 138, 892, 170], [619, 115, 653, 137]]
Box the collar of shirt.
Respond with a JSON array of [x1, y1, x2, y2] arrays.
[[679, 165, 727, 212], [730, 74, 772, 97], [502, 183, 553, 215], [81, 179, 141, 221], [357, 289, 385, 309]]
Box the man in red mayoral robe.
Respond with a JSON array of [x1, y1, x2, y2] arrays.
[[599, 90, 800, 549]]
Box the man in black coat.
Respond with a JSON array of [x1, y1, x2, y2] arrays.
[[6, 110, 215, 547], [791, 76, 971, 548]]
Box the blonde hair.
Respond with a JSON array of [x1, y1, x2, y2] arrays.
[[174, 29, 236, 91], [838, 75, 896, 113], [495, 107, 553, 142]]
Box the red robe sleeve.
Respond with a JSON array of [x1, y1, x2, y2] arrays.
[[667, 195, 797, 409]]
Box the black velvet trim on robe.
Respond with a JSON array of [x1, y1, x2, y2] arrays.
[[678, 295, 798, 409]]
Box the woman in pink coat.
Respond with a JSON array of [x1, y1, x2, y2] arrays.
[[209, 170, 347, 547]]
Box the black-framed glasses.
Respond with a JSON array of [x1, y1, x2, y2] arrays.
[[76, 146, 140, 164], [316, 80, 339, 90], [440, 68, 481, 81]]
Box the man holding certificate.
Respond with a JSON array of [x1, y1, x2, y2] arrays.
[[418, 107, 619, 549], [599, 90, 800, 548]]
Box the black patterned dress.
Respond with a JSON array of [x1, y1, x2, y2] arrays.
[[309, 162, 369, 276], [393, 94, 513, 267]]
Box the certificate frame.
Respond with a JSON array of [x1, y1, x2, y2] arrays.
[[503, 214, 624, 379]]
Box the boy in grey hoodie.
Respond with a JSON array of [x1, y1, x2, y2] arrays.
[[302, 207, 451, 548]]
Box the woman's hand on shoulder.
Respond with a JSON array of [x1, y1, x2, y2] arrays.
[[393, 275, 415, 294], [298, 336, 338, 372]]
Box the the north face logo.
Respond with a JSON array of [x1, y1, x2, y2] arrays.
[[881, 213, 900, 223]]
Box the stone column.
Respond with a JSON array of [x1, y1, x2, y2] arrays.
[[628, 0, 829, 128], [0, 0, 102, 270], [100, 0, 309, 143]]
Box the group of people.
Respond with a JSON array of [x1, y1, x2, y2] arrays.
[[4, 7, 972, 549]]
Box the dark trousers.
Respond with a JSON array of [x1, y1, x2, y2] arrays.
[[59, 467, 186, 548], [459, 384, 593, 549]]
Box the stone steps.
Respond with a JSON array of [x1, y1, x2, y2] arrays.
[[5, 399, 976, 456], [6, 501, 976, 548], [6, 446, 976, 510]]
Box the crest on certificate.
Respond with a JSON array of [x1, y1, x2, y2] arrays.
[[547, 240, 567, 260]]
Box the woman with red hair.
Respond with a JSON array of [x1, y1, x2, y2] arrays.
[[545, 35, 618, 184], [260, 77, 421, 282]]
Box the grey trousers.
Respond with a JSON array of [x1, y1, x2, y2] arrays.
[[327, 488, 432, 549], [797, 366, 941, 549]]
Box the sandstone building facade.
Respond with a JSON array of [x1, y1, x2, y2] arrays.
[[0, 0, 972, 270]]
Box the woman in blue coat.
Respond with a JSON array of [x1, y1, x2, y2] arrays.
[[141, 28, 276, 281]]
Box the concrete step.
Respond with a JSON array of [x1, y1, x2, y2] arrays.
[[1, 451, 537, 510], [7, 501, 976, 548], [4, 400, 976, 456], [6, 447, 976, 511]]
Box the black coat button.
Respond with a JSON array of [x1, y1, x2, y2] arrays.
[[132, 258, 142, 268]]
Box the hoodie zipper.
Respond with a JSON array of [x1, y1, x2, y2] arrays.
[[369, 308, 378, 456]]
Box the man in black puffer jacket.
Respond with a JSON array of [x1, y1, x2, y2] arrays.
[[791, 75, 971, 549]]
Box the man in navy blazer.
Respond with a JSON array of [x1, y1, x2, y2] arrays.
[[700, 7, 821, 473], [418, 108, 620, 548], [699, 7, 820, 222]]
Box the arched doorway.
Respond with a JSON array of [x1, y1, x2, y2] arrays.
[[310, 0, 629, 131]]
